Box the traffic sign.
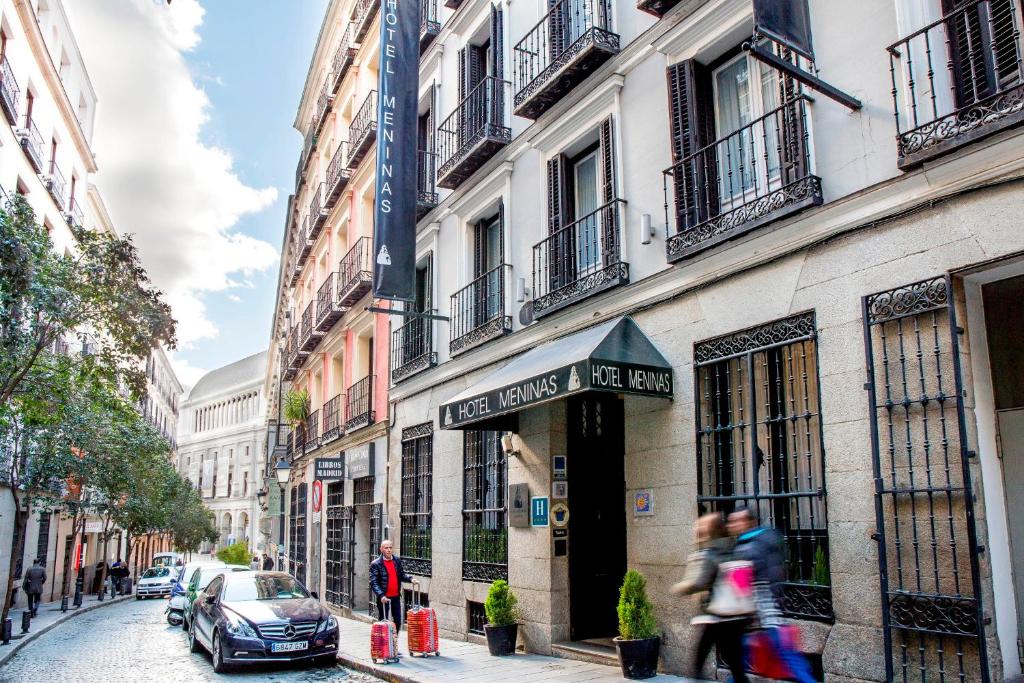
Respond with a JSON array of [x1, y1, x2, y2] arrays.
[[311, 480, 323, 513]]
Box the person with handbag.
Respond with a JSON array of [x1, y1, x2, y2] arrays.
[[672, 512, 752, 683]]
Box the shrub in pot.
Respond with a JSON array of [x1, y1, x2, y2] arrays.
[[614, 569, 660, 679], [483, 579, 519, 656]]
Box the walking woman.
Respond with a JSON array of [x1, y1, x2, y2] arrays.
[[673, 512, 752, 683]]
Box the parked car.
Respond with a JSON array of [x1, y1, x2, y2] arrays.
[[182, 564, 250, 630], [167, 561, 225, 626], [188, 571, 338, 672], [137, 567, 176, 599], [152, 551, 182, 568]]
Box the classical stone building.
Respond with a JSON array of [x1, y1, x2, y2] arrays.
[[177, 352, 269, 555]]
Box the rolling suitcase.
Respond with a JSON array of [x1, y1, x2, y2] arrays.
[[406, 583, 440, 657], [370, 600, 399, 664]]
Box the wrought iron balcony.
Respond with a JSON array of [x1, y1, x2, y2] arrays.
[[888, 0, 1024, 168], [295, 154, 306, 191], [315, 272, 345, 332], [64, 197, 84, 230], [392, 314, 437, 383], [663, 95, 822, 263], [512, 0, 619, 120], [314, 77, 335, 137], [305, 409, 320, 452], [416, 150, 438, 219], [347, 90, 378, 170], [0, 56, 19, 125], [19, 118, 44, 173], [345, 374, 375, 431], [532, 199, 628, 318], [420, 0, 441, 53], [326, 141, 352, 204], [284, 327, 306, 380], [636, 0, 688, 18], [352, 0, 380, 43], [437, 77, 511, 190], [45, 164, 66, 211], [308, 182, 328, 239], [337, 236, 373, 307], [321, 393, 344, 443], [296, 214, 313, 266], [299, 300, 324, 353], [332, 24, 358, 93], [450, 264, 512, 355]]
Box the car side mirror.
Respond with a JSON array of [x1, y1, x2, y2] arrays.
[[204, 594, 216, 605], [310, 591, 319, 600]]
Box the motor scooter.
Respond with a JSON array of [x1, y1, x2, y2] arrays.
[[165, 580, 186, 626]]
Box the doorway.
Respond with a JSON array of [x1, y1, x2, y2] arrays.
[[567, 393, 626, 642]]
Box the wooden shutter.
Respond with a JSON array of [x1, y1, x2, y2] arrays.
[[458, 47, 468, 103], [548, 0, 567, 61], [546, 156, 571, 290], [773, 46, 808, 183], [490, 6, 504, 80], [598, 116, 618, 266], [666, 60, 716, 230]]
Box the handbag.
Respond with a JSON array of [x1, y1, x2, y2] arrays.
[[705, 560, 756, 617]]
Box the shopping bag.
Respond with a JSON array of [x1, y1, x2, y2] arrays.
[[705, 560, 756, 617], [746, 624, 803, 680]]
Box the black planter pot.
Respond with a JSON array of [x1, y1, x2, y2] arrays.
[[484, 623, 518, 656], [614, 636, 660, 680]]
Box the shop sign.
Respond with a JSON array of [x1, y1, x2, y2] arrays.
[[509, 484, 530, 527], [346, 441, 376, 479], [84, 521, 104, 534], [531, 496, 549, 527], [267, 483, 281, 516], [314, 456, 345, 481]]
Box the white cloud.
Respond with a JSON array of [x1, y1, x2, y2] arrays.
[[66, 0, 279, 349], [227, 294, 241, 303], [166, 351, 208, 394]]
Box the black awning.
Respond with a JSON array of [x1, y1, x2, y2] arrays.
[[439, 316, 673, 430]]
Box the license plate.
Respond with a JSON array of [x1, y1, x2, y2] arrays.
[[271, 641, 308, 653]]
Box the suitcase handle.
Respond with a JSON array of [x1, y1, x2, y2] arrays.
[[382, 597, 392, 622], [411, 579, 421, 609]]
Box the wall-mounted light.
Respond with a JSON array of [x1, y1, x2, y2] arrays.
[[501, 433, 521, 458], [640, 213, 654, 245], [516, 277, 530, 303]]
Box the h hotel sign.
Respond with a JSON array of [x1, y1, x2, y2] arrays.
[[372, 0, 420, 302]]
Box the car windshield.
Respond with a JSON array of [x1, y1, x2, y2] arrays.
[[197, 569, 225, 589], [222, 575, 309, 602], [142, 568, 169, 579]]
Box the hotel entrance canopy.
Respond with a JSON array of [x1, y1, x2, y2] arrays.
[[439, 316, 673, 429]]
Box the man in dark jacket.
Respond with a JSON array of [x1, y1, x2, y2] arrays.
[[23, 558, 46, 617], [369, 540, 415, 632], [262, 553, 275, 570]]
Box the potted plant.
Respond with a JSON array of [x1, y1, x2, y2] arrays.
[[483, 579, 519, 656], [283, 388, 310, 440], [614, 569, 660, 679]]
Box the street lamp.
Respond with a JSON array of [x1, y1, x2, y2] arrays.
[[274, 458, 290, 571]]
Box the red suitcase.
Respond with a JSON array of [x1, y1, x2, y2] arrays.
[[370, 601, 399, 664], [406, 583, 440, 657]]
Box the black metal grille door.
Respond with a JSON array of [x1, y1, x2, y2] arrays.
[[862, 275, 989, 682], [340, 506, 355, 608], [369, 503, 383, 613], [325, 483, 345, 607]]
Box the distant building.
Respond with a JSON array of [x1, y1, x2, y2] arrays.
[[142, 346, 183, 451]]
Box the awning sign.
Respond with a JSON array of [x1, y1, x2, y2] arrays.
[[346, 441, 377, 479], [314, 457, 345, 481]]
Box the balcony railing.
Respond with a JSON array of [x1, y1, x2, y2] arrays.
[[299, 300, 324, 353], [305, 409, 320, 452], [347, 90, 378, 170], [888, 0, 1024, 168], [284, 326, 305, 380], [332, 24, 358, 92], [315, 272, 345, 332], [45, 164, 66, 211], [352, 0, 380, 42], [314, 77, 334, 136], [296, 214, 313, 267], [337, 236, 373, 307], [392, 314, 437, 383], [19, 118, 44, 173], [532, 199, 628, 318], [416, 150, 438, 219], [345, 375, 375, 431], [309, 182, 328, 239], [295, 154, 306, 191], [64, 197, 84, 229], [0, 56, 19, 125], [512, 0, 619, 120], [326, 141, 352, 204], [420, 0, 441, 53], [437, 77, 511, 190], [662, 95, 822, 263], [450, 264, 512, 355], [322, 394, 343, 443]]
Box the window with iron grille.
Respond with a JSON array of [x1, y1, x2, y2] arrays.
[[401, 424, 433, 576], [694, 311, 832, 620], [36, 512, 51, 565], [462, 430, 507, 582], [289, 483, 307, 585], [467, 600, 487, 635], [353, 476, 375, 505], [325, 482, 345, 607]]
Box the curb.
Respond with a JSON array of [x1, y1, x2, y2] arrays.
[[0, 595, 133, 668], [336, 654, 421, 683]]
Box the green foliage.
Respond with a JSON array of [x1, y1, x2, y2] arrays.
[[464, 526, 508, 564], [283, 389, 310, 426], [484, 579, 518, 626], [812, 545, 830, 586], [617, 570, 658, 640], [216, 541, 252, 566]]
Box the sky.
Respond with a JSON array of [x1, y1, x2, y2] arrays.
[[66, 0, 329, 389]]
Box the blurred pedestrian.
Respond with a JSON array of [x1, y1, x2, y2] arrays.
[[250, 554, 261, 570], [673, 512, 751, 682], [261, 553, 275, 570], [24, 558, 46, 617]]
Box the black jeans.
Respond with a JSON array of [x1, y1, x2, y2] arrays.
[[376, 595, 402, 631], [26, 592, 40, 615], [693, 619, 750, 683]]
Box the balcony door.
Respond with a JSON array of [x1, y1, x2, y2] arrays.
[[473, 210, 503, 325], [943, 0, 1020, 107], [570, 148, 600, 275]]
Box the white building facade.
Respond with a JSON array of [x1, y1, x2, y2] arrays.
[[178, 352, 269, 555]]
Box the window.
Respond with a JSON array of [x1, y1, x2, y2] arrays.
[[353, 476, 375, 505], [462, 430, 508, 582], [468, 601, 487, 635], [289, 483, 307, 584], [400, 425, 433, 576], [325, 482, 348, 607], [694, 312, 831, 620], [473, 208, 503, 322]]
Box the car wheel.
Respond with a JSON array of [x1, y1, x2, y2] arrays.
[[188, 618, 203, 653], [212, 631, 229, 673], [181, 614, 189, 631]]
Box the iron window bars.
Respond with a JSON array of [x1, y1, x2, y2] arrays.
[[416, 150, 439, 219], [888, 0, 1024, 168], [347, 90, 378, 170], [462, 430, 508, 582], [345, 374, 375, 431], [352, 0, 380, 42], [862, 275, 989, 682], [420, 0, 440, 53], [436, 76, 511, 190], [401, 424, 434, 576], [468, 601, 487, 635], [19, 117, 44, 173], [326, 141, 352, 203], [321, 394, 343, 443], [331, 24, 358, 93], [289, 483, 307, 585], [337, 236, 373, 308], [315, 272, 343, 332], [391, 313, 438, 383], [325, 482, 347, 607], [694, 311, 833, 621], [354, 476, 376, 506], [305, 409, 320, 452], [0, 56, 19, 125], [449, 264, 512, 356], [45, 163, 66, 211]]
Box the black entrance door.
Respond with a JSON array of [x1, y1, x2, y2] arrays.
[[568, 393, 626, 641]]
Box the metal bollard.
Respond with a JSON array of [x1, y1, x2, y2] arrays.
[[60, 596, 68, 612], [73, 586, 82, 608], [2, 618, 11, 645], [20, 611, 30, 634]]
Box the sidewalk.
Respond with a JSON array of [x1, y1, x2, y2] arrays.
[[0, 592, 132, 667], [336, 616, 694, 683]]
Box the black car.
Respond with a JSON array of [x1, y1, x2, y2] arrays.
[[187, 571, 339, 672]]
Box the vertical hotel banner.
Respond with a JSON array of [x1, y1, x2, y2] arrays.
[[373, 0, 420, 302]]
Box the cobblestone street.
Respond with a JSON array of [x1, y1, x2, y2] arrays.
[[0, 598, 380, 683]]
